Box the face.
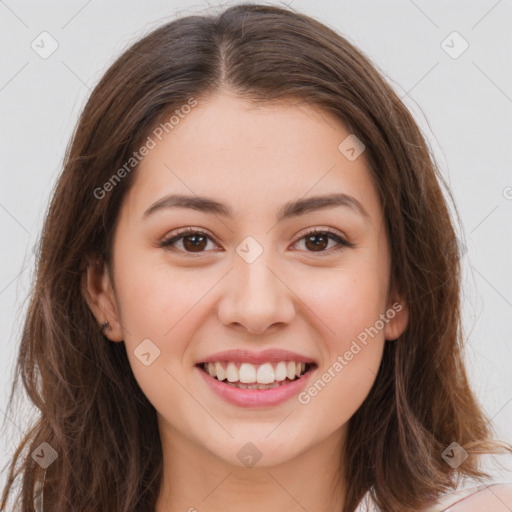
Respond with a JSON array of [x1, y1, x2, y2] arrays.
[[86, 90, 408, 468]]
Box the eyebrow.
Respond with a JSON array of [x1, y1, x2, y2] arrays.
[[143, 192, 371, 223]]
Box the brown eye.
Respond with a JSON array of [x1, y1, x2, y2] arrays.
[[304, 233, 330, 251], [159, 229, 217, 253], [294, 229, 352, 254], [182, 233, 208, 252], [159, 227, 353, 255]]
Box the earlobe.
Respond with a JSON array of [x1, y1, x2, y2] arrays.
[[384, 297, 409, 341], [82, 255, 124, 342]]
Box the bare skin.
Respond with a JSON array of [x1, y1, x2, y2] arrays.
[[85, 89, 409, 512]]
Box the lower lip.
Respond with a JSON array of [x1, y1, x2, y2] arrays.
[[197, 365, 316, 408]]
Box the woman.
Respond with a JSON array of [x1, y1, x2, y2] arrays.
[[1, 3, 511, 511]]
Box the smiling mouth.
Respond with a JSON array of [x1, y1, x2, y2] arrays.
[[196, 361, 317, 390]]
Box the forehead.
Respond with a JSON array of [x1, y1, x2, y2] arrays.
[[121, 91, 383, 228]]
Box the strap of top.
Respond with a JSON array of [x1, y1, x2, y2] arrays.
[[422, 483, 508, 511], [356, 482, 512, 511]]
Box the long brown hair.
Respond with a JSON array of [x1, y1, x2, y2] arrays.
[[1, 3, 510, 511]]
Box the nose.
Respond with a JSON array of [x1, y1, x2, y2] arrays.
[[217, 251, 296, 335]]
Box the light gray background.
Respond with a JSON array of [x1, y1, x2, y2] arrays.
[[1, 0, 511, 490]]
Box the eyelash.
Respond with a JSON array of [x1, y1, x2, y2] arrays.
[[158, 226, 354, 255]]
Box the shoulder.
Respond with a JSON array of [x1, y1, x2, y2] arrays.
[[443, 483, 512, 511]]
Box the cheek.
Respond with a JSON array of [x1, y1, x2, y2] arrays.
[[300, 342, 384, 432], [293, 258, 387, 414], [114, 251, 214, 339], [109, 253, 195, 387], [116, 265, 201, 417], [298, 270, 386, 425], [295, 262, 387, 347]]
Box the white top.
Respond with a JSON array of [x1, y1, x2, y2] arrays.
[[424, 484, 503, 511], [355, 482, 512, 511]]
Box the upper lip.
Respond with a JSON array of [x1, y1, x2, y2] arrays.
[[197, 349, 317, 365]]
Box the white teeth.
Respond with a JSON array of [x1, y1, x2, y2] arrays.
[[226, 382, 281, 390], [275, 361, 288, 381], [204, 360, 309, 384], [258, 383, 278, 389], [286, 361, 296, 380], [256, 363, 275, 384], [215, 362, 226, 381], [239, 363, 257, 383], [226, 362, 239, 383]]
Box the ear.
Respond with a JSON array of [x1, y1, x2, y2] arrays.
[[82, 254, 124, 342], [384, 294, 409, 341]]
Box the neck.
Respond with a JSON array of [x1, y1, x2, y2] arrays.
[[154, 423, 347, 512]]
